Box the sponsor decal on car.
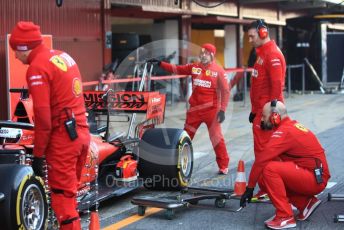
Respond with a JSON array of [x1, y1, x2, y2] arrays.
[[0, 127, 22, 138], [84, 91, 166, 123]]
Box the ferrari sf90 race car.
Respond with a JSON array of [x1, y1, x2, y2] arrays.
[[0, 80, 193, 229]]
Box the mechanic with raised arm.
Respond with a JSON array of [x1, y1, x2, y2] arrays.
[[240, 101, 330, 229], [10, 21, 90, 230], [247, 19, 286, 198], [149, 43, 230, 174], [96, 62, 117, 91]]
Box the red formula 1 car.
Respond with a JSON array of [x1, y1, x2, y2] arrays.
[[0, 87, 193, 229]]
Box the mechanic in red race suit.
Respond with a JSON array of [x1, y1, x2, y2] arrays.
[[247, 19, 286, 198], [149, 43, 230, 174], [240, 101, 330, 229], [10, 21, 90, 230]]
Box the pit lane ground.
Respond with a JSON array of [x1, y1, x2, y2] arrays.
[[81, 92, 344, 230]]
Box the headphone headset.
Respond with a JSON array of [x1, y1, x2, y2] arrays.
[[257, 19, 268, 39], [269, 99, 281, 126]]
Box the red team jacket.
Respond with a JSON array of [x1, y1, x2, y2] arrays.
[[250, 40, 286, 114], [160, 61, 230, 112], [248, 117, 330, 188], [26, 44, 88, 157]]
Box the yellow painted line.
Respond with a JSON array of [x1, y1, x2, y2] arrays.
[[103, 207, 162, 230], [314, 14, 344, 19]]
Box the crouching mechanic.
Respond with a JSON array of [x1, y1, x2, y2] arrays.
[[240, 100, 330, 229], [148, 43, 230, 174], [247, 19, 286, 200], [10, 21, 90, 230]]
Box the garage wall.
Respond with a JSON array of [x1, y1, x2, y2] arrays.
[[224, 25, 237, 68], [111, 19, 179, 64], [161, 20, 179, 64], [191, 29, 225, 67], [0, 0, 103, 119]]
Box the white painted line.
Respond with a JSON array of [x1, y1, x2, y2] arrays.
[[318, 182, 337, 196], [326, 182, 337, 189]]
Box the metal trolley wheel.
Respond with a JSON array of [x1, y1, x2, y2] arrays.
[[215, 198, 226, 208], [138, 206, 146, 216], [165, 209, 175, 220], [334, 214, 344, 223]]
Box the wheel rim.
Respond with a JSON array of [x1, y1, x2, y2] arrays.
[[21, 184, 45, 230], [180, 142, 192, 177]]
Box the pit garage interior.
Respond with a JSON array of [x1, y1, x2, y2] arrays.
[[106, 0, 344, 102], [0, 0, 344, 119]]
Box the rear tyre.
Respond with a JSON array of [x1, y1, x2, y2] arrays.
[[17, 176, 47, 229], [138, 128, 193, 190]]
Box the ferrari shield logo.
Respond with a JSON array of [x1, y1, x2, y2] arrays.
[[191, 67, 202, 75], [50, 55, 67, 72], [295, 123, 308, 132], [257, 57, 263, 65], [73, 78, 82, 97]]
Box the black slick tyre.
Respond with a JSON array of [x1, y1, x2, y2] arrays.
[[0, 164, 48, 230], [138, 128, 193, 190]]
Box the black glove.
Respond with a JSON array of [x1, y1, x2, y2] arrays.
[[249, 112, 256, 123], [31, 157, 45, 177], [217, 110, 225, 123], [146, 58, 161, 66], [240, 187, 254, 207]]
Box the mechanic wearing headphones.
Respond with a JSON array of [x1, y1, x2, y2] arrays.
[[240, 101, 330, 229], [247, 19, 286, 199], [148, 43, 230, 174], [10, 21, 90, 230]]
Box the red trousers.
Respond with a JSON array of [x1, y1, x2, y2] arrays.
[[253, 114, 282, 192], [184, 107, 229, 169], [259, 161, 327, 217], [46, 126, 90, 230], [252, 113, 273, 157]]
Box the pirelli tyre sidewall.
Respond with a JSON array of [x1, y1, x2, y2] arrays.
[[0, 164, 47, 230], [138, 128, 193, 190]]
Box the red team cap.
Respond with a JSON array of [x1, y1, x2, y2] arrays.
[[10, 21, 43, 51], [201, 43, 216, 55]]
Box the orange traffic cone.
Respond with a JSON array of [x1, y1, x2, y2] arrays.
[[234, 160, 246, 196], [89, 211, 100, 230]]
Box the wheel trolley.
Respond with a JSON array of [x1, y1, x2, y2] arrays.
[[328, 193, 344, 223], [131, 186, 235, 220]]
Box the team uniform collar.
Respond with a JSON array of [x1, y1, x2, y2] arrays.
[[27, 44, 48, 64], [279, 116, 292, 126], [200, 60, 214, 68], [256, 40, 276, 56]]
